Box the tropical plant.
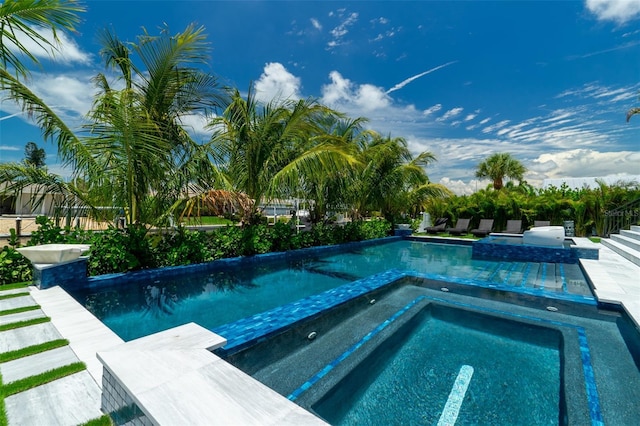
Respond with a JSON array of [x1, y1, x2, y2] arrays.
[[293, 116, 368, 223], [209, 88, 356, 224], [0, 246, 32, 284], [0, 0, 86, 215], [475, 152, 526, 190], [24, 142, 46, 168], [348, 134, 447, 223], [81, 24, 227, 227]]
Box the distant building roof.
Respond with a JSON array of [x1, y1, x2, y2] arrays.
[[542, 175, 640, 190]]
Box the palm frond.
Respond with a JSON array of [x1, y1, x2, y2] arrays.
[[0, 0, 84, 76]]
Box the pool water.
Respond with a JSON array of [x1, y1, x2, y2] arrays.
[[70, 239, 592, 341], [312, 304, 562, 425]]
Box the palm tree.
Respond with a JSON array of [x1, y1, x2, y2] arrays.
[[289, 116, 369, 223], [349, 134, 445, 222], [80, 25, 226, 226], [627, 107, 640, 122], [0, 0, 85, 161], [475, 152, 526, 190], [0, 1, 88, 217], [210, 88, 356, 224]]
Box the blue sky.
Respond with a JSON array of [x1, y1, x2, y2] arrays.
[[1, 0, 639, 194]]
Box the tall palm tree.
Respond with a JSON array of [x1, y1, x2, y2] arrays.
[[349, 134, 444, 222], [81, 25, 226, 226], [475, 152, 526, 190], [290, 116, 369, 223], [627, 107, 640, 122], [210, 88, 357, 224]]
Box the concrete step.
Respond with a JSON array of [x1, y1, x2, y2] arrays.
[[600, 238, 640, 268], [621, 229, 640, 243], [612, 233, 640, 252], [631, 225, 640, 233]]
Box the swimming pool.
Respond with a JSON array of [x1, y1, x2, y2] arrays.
[[223, 283, 640, 425], [312, 303, 562, 425], [68, 238, 595, 341]]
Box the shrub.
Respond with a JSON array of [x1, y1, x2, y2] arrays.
[[0, 247, 32, 285], [154, 227, 211, 267], [87, 225, 154, 275], [269, 221, 295, 252], [208, 226, 244, 259], [242, 224, 272, 255]]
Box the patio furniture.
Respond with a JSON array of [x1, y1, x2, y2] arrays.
[[426, 217, 448, 234], [448, 218, 471, 236], [471, 219, 494, 237], [534, 220, 551, 227], [504, 219, 523, 234]]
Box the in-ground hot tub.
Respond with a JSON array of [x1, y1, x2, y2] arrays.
[[471, 231, 598, 264], [522, 226, 565, 247]]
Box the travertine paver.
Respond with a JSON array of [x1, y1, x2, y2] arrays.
[[0, 346, 79, 383], [4, 371, 103, 426], [0, 322, 62, 353], [0, 308, 46, 326], [0, 288, 32, 296], [0, 294, 37, 312]]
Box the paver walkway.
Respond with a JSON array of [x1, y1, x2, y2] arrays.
[[0, 289, 103, 426]]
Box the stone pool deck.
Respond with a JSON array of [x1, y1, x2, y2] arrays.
[[0, 240, 639, 425]]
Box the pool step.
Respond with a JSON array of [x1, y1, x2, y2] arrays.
[[481, 261, 588, 295]]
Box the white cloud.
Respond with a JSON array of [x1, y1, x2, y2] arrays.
[[464, 114, 477, 121], [482, 119, 510, 133], [585, 0, 640, 23], [10, 27, 91, 65], [437, 177, 484, 195], [327, 11, 358, 49], [310, 18, 322, 30], [355, 84, 390, 111], [254, 62, 302, 103], [321, 71, 353, 105], [29, 73, 95, 118], [437, 107, 464, 122], [321, 71, 390, 112], [180, 113, 211, 137], [423, 104, 442, 116], [531, 149, 640, 179]]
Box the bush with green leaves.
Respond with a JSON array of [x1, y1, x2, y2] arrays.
[[241, 224, 273, 255], [28, 216, 91, 246], [208, 226, 244, 259], [154, 227, 211, 267], [0, 246, 32, 284], [87, 225, 155, 275]]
